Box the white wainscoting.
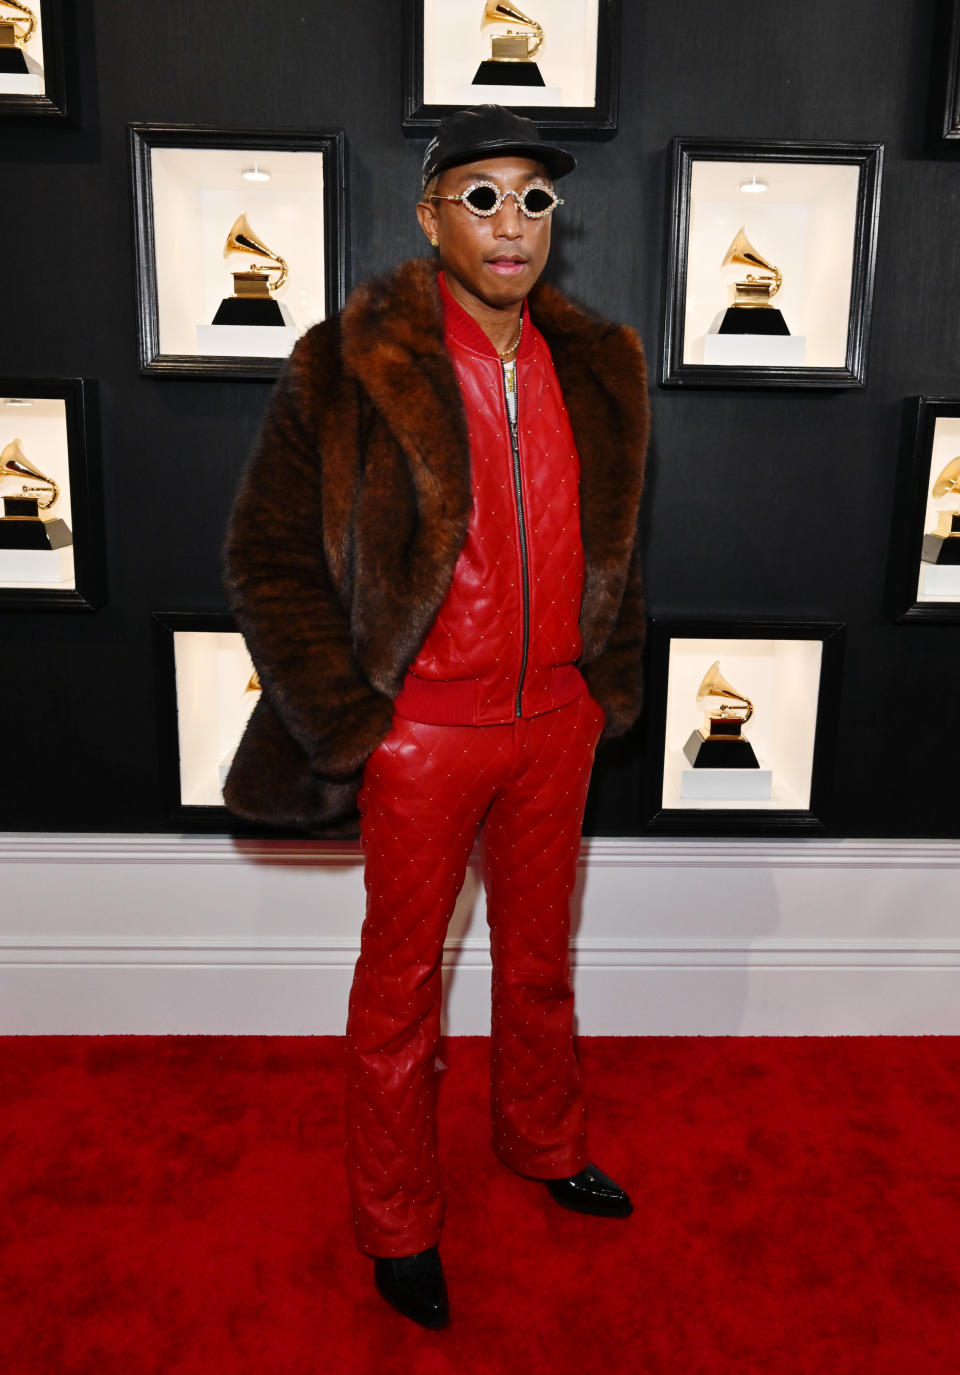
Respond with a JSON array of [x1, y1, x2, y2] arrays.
[[1, 834, 959, 1035]]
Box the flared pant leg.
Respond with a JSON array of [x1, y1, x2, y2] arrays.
[[346, 717, 501, 1257], [482, 690, 605, 1177]]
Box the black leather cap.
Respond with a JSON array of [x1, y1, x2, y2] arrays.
[[421, 105, 577, 190]]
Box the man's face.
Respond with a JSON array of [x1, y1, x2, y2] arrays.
[[417, 155, 553, 315]]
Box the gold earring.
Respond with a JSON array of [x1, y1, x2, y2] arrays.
[[430, 237, 438, 248]]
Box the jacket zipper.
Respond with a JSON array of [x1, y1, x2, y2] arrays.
[[502, 358, 530, 718]]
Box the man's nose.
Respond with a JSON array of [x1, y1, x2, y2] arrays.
[[494, 193, 524, 235]]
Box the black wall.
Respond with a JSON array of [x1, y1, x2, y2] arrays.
[[2, 0, 959, 837]]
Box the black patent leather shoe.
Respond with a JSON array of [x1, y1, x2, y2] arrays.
[[373, 1246, 450, 1329], [545, 1162, 634, 1218]]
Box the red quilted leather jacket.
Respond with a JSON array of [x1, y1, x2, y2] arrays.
[[394, 273, 587, 726]]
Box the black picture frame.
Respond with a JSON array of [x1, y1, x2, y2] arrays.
[[0, 0, 71, 123], [153, 610, 257, 825], [129, 124, 347, 381], [888, 397, 960, 624], [641, 618, 845, 835], [0, 377, 104, 611], [401, 0, 621, 137], [931, 0, 960, 145], [660, 139, 883, 390]]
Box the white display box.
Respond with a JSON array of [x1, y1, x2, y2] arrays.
[[173, 631, 258, 808], [681, 761, 774, 801], [149, 145, 327, 360], [919, 562, 960, 599], [0, 1, 45, 96], [0, 395, 74, 591], [423, 0, 599, 108], [194, 324, 299, 360], [703, 334, 807, 367], [456, 82, 563, 106], [916, 414, 960, 604], [682, 159, 860, 369], [662, 637, 824, 812], [0, 545, 74, 584]]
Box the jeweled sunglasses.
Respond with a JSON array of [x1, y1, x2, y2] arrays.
[[428, 178, 563, 220]]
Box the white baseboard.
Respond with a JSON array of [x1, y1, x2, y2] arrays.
[[2, 835, 959, 1035]]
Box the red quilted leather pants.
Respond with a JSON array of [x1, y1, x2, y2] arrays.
[[345, 690, 605, 1257]]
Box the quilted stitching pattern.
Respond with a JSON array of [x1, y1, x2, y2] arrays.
[[404, 323, 585, 722], [345, 692, 604, 1257]]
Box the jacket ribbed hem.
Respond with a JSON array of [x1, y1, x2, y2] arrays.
[[393, 663, 586, 725]]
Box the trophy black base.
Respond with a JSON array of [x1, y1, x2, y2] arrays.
[[0, 517, 73, 551], [212, 297, 286, 327], [682, 729, 760, 770], [0, 48, 29, 74], [472, 60, 545, 86], [718, 307, 790, 336], [922, 533, 960, 565]]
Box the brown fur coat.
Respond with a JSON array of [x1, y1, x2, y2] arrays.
[[222, 258, 649, 835]]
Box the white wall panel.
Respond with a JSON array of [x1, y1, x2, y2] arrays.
[[2, 836, 958, 1035]]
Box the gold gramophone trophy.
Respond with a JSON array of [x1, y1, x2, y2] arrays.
[[212, 213, 290, 327], [473, 1, 545, 87], [922, 456, 960, 566], [0, 0, 35, 74], [0, 437, 72, 551], [718, 226, 790, 336], [682, 661, 760, 769]]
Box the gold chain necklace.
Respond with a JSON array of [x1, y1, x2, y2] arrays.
[[497, 314, 523, 360]]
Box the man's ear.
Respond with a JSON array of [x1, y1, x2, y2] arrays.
[[416, 200, 439, 245]]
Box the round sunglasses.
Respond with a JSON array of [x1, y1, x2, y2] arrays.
[[428, 178, 563, 220]]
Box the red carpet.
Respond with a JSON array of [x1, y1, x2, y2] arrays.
[[1, 1035, 959, 1374]]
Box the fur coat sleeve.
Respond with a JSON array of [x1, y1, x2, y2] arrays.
[[222, 322, 395, 835], [222, 259, 649, 837]]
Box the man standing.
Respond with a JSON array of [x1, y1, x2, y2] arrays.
[[224, 106, 649, 1329]]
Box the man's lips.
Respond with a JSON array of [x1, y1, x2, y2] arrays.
[[486, 256, 528, 275]]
